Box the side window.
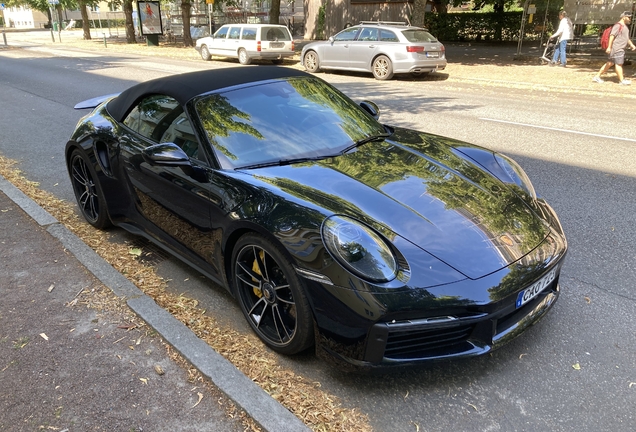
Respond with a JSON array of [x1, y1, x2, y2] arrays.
[[159, 111, 200, 160], [334, 27, 360, 42], [122, 95, 200, 159], [242, 27, 257, 40], [380, 30, 399, 42], [214, 26, 228, 38], [228, 27, 241, 39], [358, 28, 378, 41]]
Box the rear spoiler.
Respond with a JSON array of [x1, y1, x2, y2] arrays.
[[74, 93, 120, 110]]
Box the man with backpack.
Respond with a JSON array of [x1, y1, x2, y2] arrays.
[[593, 11, 636, 85]]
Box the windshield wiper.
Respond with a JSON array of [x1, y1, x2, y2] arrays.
[[338, 133, 391, 155], [236, 155, 330, 171], [235, 132, 391, 171]]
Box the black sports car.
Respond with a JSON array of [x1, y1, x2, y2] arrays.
[[66, 67, 567, 368]]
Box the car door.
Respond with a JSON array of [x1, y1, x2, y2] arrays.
[[118, 94, 226, 281], [209, 25, 229, 56], [348, 27, 379, 70], [321, 26, 360, 68]]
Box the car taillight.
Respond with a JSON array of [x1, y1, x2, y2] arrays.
[[406, 46, 425, 53], [257, 41, 261, 52], [291, 41, 295, 51]]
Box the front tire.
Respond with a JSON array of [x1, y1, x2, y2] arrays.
[[69, 149, 111, 229], [303, 50, 321, 73], [200, 45, 211, 61], [232, 233, 314, 355], [238, 48, 252, 65], [372, 55, 394, 80]]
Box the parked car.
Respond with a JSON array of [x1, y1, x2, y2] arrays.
[[66, 67, 566, 368], [301, 21, 447, 80], [195, 23, 295, 65]]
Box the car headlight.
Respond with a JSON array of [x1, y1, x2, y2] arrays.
[[321, 215, 398, 283], [494, 154, 537, 199]]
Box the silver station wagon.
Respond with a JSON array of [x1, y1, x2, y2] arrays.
[[301, 21, 447, 80], [195, 23, 295, 65]]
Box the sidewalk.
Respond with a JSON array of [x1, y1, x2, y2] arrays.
[[2, 29, 635, 95], [0, 176, 309, 432]]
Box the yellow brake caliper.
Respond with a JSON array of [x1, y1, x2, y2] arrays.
[[252, 250, 265, 298]]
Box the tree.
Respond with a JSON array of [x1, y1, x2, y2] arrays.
[[181, 0, 193, 47], [122, 0, 136, 43], [269, 0, 280, 24]]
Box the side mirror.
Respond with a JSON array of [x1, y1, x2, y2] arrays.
[[142, 142, 191, 167], [359, 101, 380, 120], [328, 36, 334, 43]]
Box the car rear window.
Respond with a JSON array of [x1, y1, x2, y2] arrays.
[[401, 29, 438, 43], [263, 27, 291, 41]]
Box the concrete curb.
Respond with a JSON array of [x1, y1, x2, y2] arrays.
[[0, 174, 310, 432]]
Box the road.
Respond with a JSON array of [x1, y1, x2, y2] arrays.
[[1, 45, 635, 432]]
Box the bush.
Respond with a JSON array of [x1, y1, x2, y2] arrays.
[[425, 12, 556, 42]]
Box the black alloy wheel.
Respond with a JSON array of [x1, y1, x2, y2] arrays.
[[232, 234, 314, 355], [69, 149, 111, 229]]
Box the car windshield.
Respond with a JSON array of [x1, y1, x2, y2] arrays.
[[401, 29, 438, 43], [194, 77, 387, 169]]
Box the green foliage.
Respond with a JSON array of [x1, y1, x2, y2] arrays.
[[317, 5, 325, 40], [425, 11, 549, 42]]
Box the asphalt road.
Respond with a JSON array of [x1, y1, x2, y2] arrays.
[[1, 43, 635, 431]]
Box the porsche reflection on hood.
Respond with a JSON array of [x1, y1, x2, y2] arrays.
[[65, 67, 567, 368]]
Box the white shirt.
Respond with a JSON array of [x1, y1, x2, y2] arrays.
[[553, 17, 574, 42]]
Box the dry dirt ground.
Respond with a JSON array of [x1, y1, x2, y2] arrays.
[[4, 29, 636, 96]]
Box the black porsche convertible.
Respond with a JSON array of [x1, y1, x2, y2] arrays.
[[66, 67, 567, 367]]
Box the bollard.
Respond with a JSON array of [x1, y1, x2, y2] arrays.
[[103, 33, 107, 47], [2, 30, 6, 46]]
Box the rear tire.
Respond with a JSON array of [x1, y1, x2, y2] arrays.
[[200, 45, 211, 61], [372, 55, 394, 80], [238, 48, 252, 65], [69, 149, 111, 229], [303, 50, 320, 73], [232, 233, 314, 355]]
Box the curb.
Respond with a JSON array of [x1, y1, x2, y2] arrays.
[[0, 174, 310, 432]]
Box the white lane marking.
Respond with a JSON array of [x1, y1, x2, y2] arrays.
[[480, 118, 636, 143]]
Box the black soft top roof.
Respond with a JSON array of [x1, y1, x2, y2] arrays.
[[106, 66, 309, 122]]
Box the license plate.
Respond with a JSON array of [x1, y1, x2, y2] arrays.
[[426, 52, 439, 58], [515, 268, 556, 308], [269, 42, 284, 48]]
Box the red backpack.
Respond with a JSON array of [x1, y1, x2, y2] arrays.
[[601, 23, 624, 50]]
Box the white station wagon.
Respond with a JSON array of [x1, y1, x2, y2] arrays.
[[195, 23, 295, 65]]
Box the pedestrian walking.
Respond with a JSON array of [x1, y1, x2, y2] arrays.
[[593, 11, 636, 85], [549, 11, 574, 67]]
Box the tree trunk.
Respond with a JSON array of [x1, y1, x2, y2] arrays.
[[411, 0, 427, 27], [269, 0, 280, 24], [79, 1, 91, 40], [181, 0, 193, 47], [123, 0, 136, 44]]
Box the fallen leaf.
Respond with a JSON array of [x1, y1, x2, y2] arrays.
[[584, 296, 591, 304], [519, 353, 528, 359], [129, 247, 142, 257], [39, 333, 49, 341], [404, 390, 409, 400], [572, 363, 581, 370], [47, 284, 55, 293], [154, 365, 165, 376], [139, 378, 148, 385], [629, 382, 635, 388], [192, 392, 203, 408], [467, 403, 478, 411]]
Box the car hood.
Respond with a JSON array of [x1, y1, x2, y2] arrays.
[[247, 128, 550, 279]]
